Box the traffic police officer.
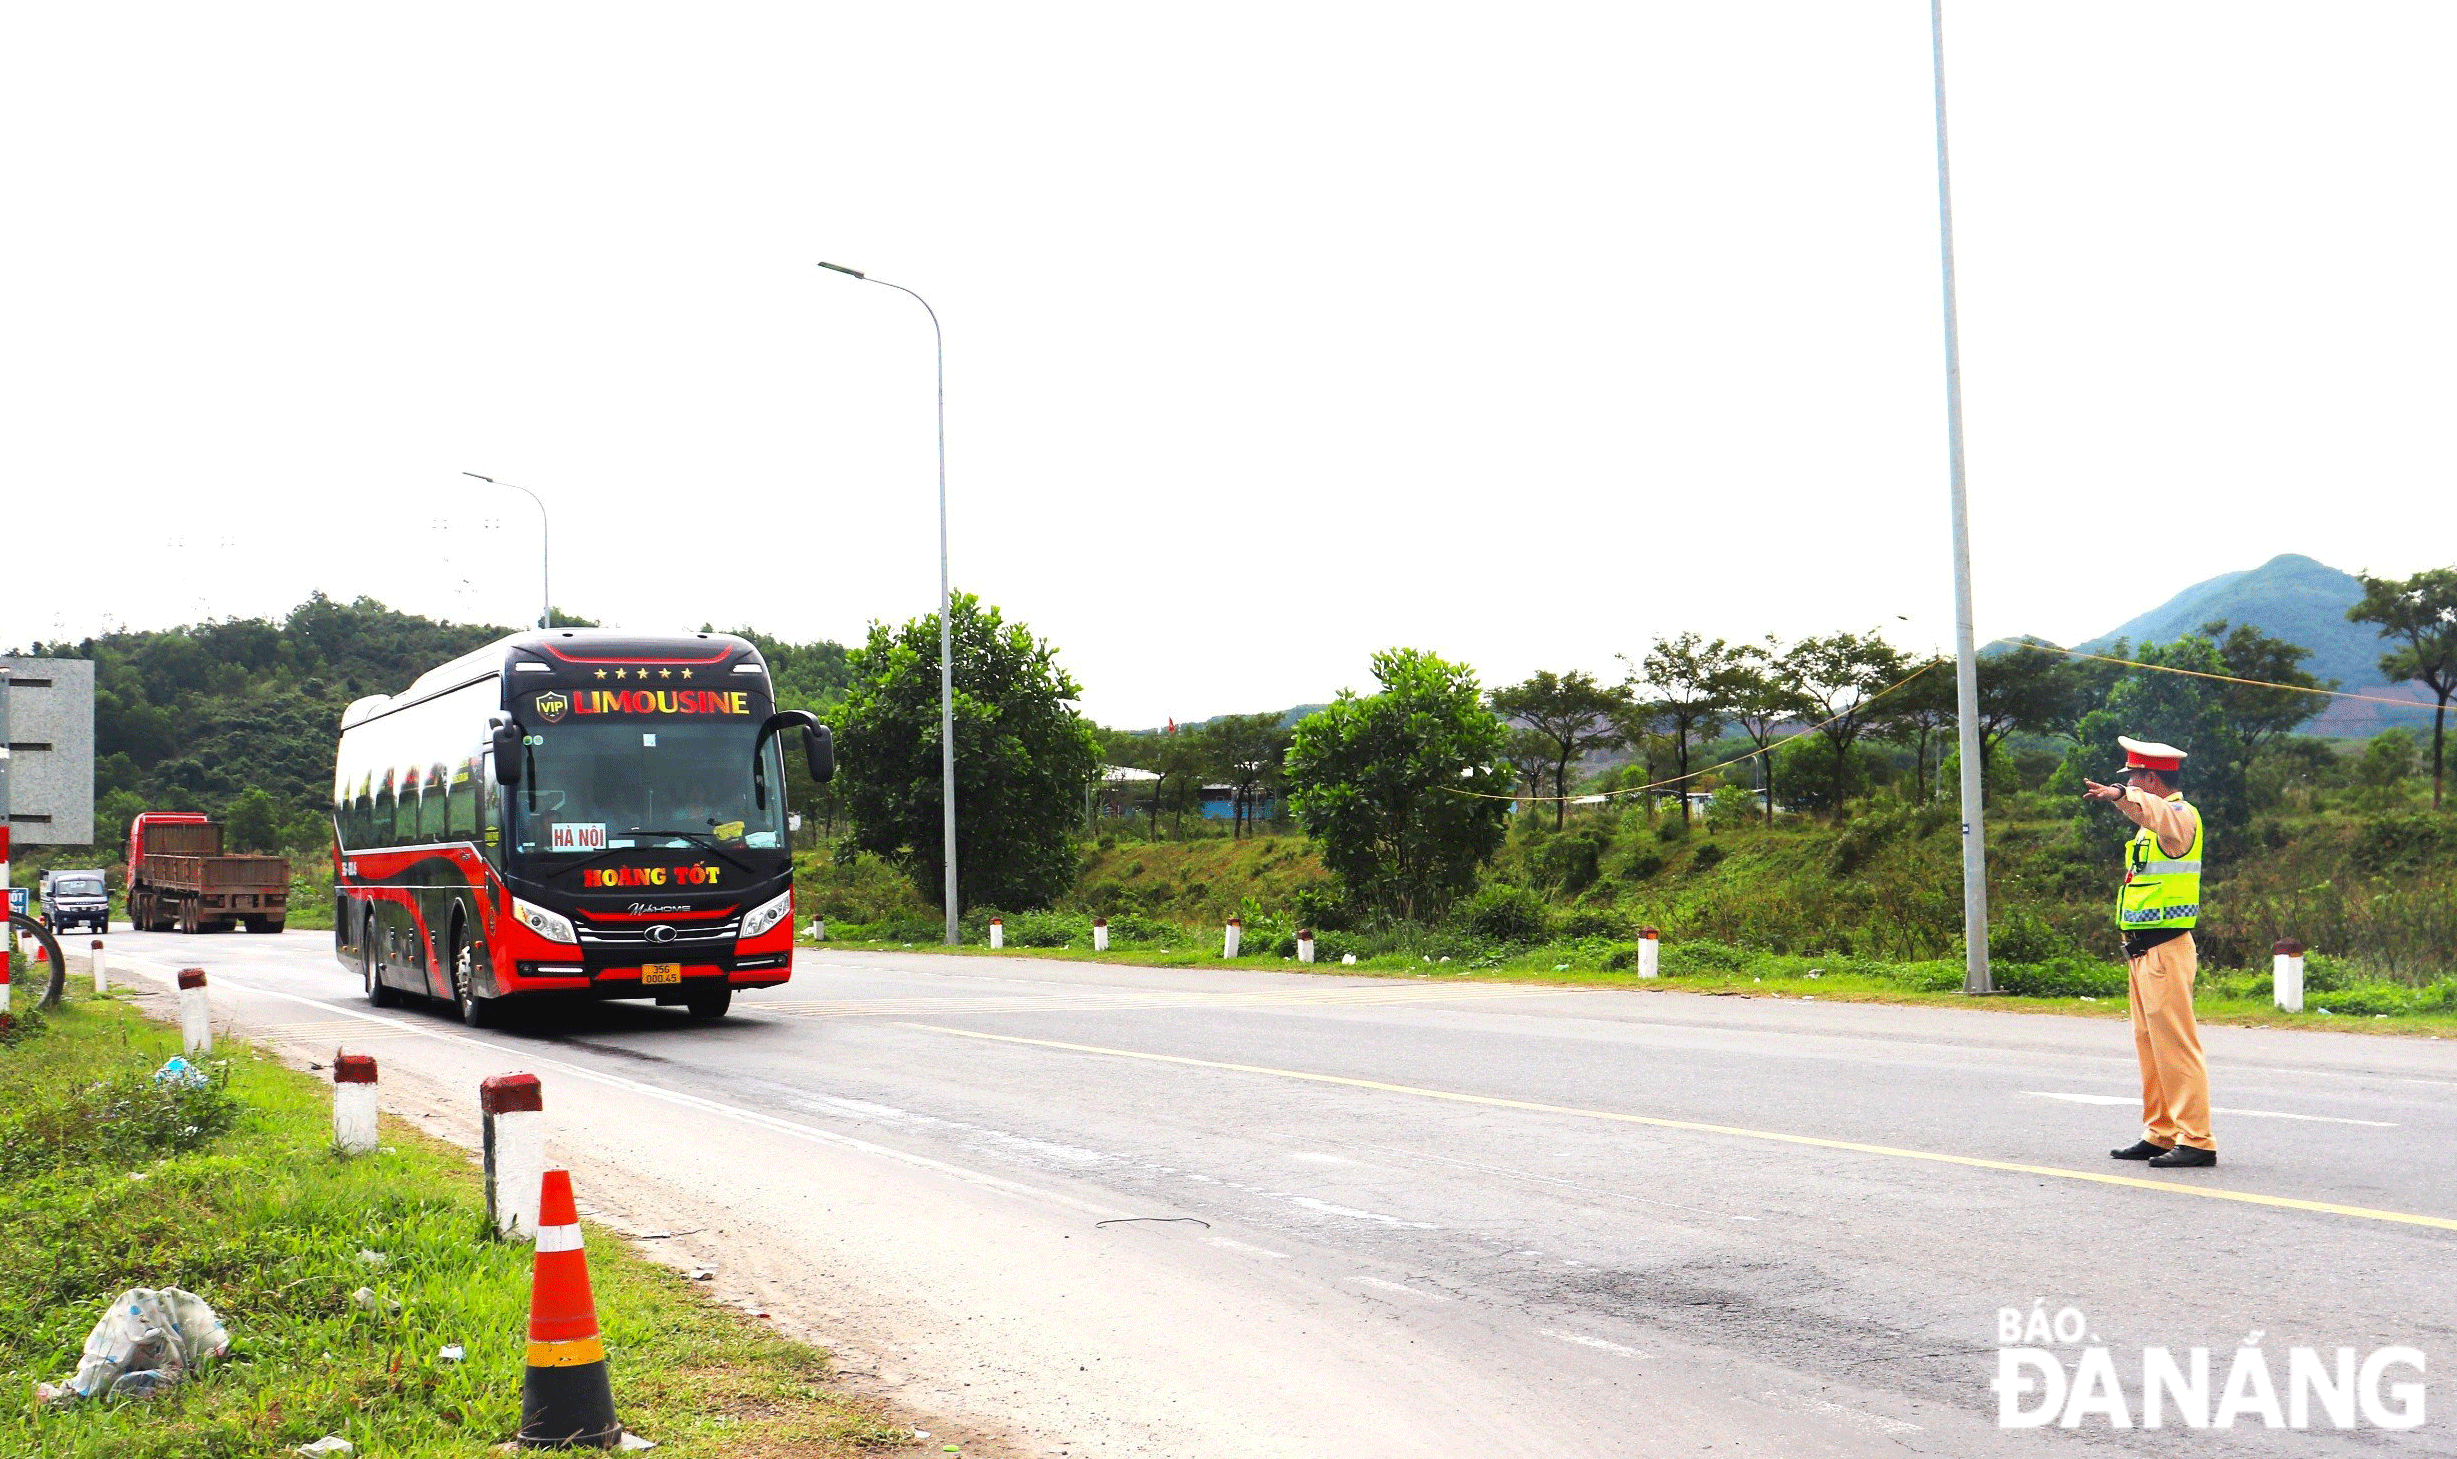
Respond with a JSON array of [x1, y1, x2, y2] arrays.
[[2082, 737, 2217, 1168]]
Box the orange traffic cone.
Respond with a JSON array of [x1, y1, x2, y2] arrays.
[[518, 1169, 623, 1448]]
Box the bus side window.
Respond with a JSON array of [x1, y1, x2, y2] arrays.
[[419, 763, 446, 841], [445, 762, 470, 841], [376, 771, 397, 847], [480, 757, 505, 867], [353, 773, 374, 849]]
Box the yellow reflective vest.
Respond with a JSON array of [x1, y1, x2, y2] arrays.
[[2118, 794, 2203, 931]]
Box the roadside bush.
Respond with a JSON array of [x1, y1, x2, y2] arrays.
[[1992, 958, 2128, 999], [1460, 884, 1549, 943], [1005, 911, 1086, 948], [1987, 907, 2074, 964], [1616, 848, 1666, 881], [1659, 939, 1752, 975], [1555, 908, 1627, 940], [1689, 844, 1726, 873]]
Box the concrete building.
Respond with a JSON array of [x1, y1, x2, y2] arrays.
[[3, 657, 96, 845]]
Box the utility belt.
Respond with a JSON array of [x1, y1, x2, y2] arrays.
[[2123, 927, 2190, 959]]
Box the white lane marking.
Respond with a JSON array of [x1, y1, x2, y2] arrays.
[[1356, 1141, 1763, 1224], [1761, 1391, 1922, 1436], [109, 955, 1132, 1219], [1539, 1329, 1644, 1359], [1288, 1151, 1353, 1165], [1207, 1238, 1291, 1260], [1284, 1197, 1437, 1229], [1353, 1276, 1447, 1300], [2024, 1091, 2397, 1127]]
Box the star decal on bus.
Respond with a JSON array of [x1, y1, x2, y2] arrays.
[[594, 669, 607, 679]]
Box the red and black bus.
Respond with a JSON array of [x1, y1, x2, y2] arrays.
[[331, 630, 831, 1024]]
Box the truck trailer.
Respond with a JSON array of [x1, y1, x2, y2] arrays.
[[126, 812, 290, 933]]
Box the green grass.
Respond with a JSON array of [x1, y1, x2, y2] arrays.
[[0, 988, 913, 1457]]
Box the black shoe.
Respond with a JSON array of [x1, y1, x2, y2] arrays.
[[2147, 1145, 2216, 1169], [2110, 1140, 2170, 1161]]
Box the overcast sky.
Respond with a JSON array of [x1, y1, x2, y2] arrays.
[[5, 3, 2450, 727]]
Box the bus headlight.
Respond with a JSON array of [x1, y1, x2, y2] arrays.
[[512, 897, 578, 945], [739, 889, 792, 941]]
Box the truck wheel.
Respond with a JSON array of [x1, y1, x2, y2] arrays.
[[364, 916, 398, 1008], [684, 987, 733, 1020]]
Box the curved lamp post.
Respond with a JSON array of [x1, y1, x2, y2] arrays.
[[462, 472, 552, 630], [816, 261, 959, 947]]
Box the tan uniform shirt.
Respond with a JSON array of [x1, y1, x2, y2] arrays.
[[2114, 787, 2197, 861]]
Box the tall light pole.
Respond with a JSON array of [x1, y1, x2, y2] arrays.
[[1929, 0, 1992, 994], [817, 261, 960, 946], [462, 472, 552, 629]]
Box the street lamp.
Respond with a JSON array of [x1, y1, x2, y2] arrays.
[[816, 261, 960, 947], [1927, 0, 1992, 994], [462, 472, 552, 630]]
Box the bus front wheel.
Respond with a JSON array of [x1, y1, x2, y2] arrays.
[[685, 987, 732, 1020], [452, 939, 496, 1029]]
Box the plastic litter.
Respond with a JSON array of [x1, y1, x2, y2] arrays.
[[688, 1266, 714, 1281], [616, 1434, 658, 1451], [355, 1249, 390, 1269], [153, 1056, 207, 1089], [1341, 953, 1357, 965], [295, 1437, 355, 1456], [46, 1287, 229, 1403], [349, 1286, 398, 1316], [438, 1344, 465, 1363]]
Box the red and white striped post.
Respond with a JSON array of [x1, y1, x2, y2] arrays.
[[988, 917, 1004, 950], [1296, 927, 1315, 964], [177, 967, 211, 1054], [2273, 939, 2306, 1014], [1092, 915, 1108, 953], [334, 1052, 379, 1154], [1637, 927, 1661, 980], [482, 1073, 548, 1240], [89, 940, 106, 993], [1222, 916, 1242, 959], [0, 957, 11, 1033]]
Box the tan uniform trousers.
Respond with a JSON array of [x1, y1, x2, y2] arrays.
[[2127, 932, 2213, 1152]]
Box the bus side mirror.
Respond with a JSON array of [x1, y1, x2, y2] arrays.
[[804, 724, 835, 783], [491, 724, 524, 785]]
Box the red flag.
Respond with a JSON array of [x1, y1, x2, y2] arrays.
[[1166, 718, 1176, 734]]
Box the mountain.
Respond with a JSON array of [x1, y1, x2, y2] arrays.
[[2072, 554, 2432, 738]]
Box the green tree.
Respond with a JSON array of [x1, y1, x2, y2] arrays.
[[225, 786, 285, 853], [1977, 640, 2084, 766], [1286, 649, 1514, 921], [2052, 633, 2249, 850], [1787, 632, 1915, 820], [2353, 727, 2419, 811], [1879, 659, 1957, 805], [1624, 633, 1740, 826], [1488, 670, 1627, 830], [2349, 567, 2457, 810], [1719, 639, 1807, 823], [835, 593, 1102, 911], [1202, 712, 1294, 839], [2199, 620, 2329, 752]]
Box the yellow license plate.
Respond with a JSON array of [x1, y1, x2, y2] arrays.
[[640, 963, 683, 985]]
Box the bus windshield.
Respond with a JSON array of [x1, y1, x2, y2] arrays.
[[513, 721, 788, 857]]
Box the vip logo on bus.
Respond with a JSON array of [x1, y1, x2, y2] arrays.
[[570, 689, 751, 717], [533, 690, 570, 723]]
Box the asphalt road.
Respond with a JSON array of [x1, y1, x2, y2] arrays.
[[91, 929, 2457, 1457]]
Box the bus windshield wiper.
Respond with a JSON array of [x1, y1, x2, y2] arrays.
[[620, 829, 756, 873]]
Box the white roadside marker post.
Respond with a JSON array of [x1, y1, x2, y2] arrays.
[[1092, 916, 1108, 953], [1637, 927, 1660, 980], [177, 967, 212, 1054], [333, 1052, 380, 1155], [90, 939, 107, 993], [1222, 917, 1242, 959], [481, 1073, 547, 1240], [2273, 939, 2306, 1014], [988, 917, 1004, 950], [1297, 928, 1314, 964]]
